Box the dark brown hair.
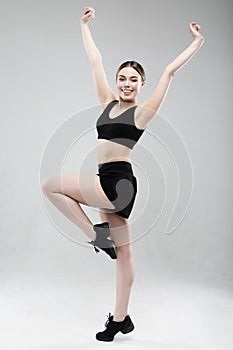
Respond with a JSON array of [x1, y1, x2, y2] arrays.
[[116, 60, 146, 82]]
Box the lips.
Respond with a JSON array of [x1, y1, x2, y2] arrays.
[[122, 89, 133, 94]]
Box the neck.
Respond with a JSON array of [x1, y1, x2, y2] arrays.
[[117, 98, 137, 109]]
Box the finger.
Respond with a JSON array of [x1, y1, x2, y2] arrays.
[[190, 23, 195, 30], [85, 9, 94, 16], [190, 23, 198, 32], [85, 6, 94, 12]]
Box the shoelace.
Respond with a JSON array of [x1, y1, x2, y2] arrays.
[[87, 240, 100, 254], [105, 313, 112, 328]]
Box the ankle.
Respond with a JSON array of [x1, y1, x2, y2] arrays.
[[113, 314, 127, 322]]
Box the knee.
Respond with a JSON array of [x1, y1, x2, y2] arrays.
[[41, 176, 54, 196], [116, 245, 134, 262]]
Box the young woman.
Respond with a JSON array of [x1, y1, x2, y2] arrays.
[[41, 6, 204, 342]]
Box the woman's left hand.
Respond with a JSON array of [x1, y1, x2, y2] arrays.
[[189, 21, 204, 41]]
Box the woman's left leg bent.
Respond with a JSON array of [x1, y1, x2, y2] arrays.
[[41, 172, 116, 241]]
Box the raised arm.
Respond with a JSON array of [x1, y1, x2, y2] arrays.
[[140, 22, 205, 123], [80, 7, 115, 105]]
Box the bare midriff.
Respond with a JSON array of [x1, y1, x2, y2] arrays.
[[97, 139, 132, 164]]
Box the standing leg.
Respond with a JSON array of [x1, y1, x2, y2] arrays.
[[41, 173, 116, 241], [99, 211, 135, 322]]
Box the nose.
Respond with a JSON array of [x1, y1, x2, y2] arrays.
[[124, 80, 131, 87]]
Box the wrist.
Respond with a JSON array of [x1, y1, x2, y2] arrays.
[[80, 19, 88, 26], [194, 35, 205, 44]]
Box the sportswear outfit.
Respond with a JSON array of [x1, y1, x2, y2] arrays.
[[89, 100, 144, 340], [96, 100, 145, 219]]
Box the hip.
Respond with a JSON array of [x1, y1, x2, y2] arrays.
[[97, 160, 135, 178]]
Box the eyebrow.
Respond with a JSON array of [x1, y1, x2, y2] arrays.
[[118, 75, 138, 78]]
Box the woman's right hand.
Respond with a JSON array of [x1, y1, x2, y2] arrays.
[[81, 7, 95, 24], [189, 22, 204, 41]]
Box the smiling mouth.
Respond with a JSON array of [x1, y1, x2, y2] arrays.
[[122, 90, 133, 93]]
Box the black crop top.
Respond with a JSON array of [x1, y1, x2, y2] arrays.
[[96, 100, 145, 150]]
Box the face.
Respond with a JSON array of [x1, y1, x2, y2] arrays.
[[116, 67, 145, 101]]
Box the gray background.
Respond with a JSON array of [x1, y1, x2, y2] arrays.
[[1, 0, 232, 349]]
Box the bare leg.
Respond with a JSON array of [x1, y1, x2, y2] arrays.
[[99, 211, 135, 322], [41, 173, 135, 321], [41, 173, 116, 241]]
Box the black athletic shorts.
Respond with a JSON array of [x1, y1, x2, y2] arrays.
[[96, 161, 137, 219]]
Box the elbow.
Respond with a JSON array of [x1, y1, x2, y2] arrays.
[[164, 65, 175, 78]]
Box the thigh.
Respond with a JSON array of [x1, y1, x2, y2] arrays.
[[42, 173, 115, 209]]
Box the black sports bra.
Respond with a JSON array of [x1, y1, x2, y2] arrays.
[[96, 100, 145, 150]]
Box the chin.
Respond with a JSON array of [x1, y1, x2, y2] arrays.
[[120, 97, 133, 103], [119, 93, 136, 102]]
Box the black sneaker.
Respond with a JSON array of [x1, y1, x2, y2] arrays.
[[96, 313, 135, 342], [87, 222, 117, 259]]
